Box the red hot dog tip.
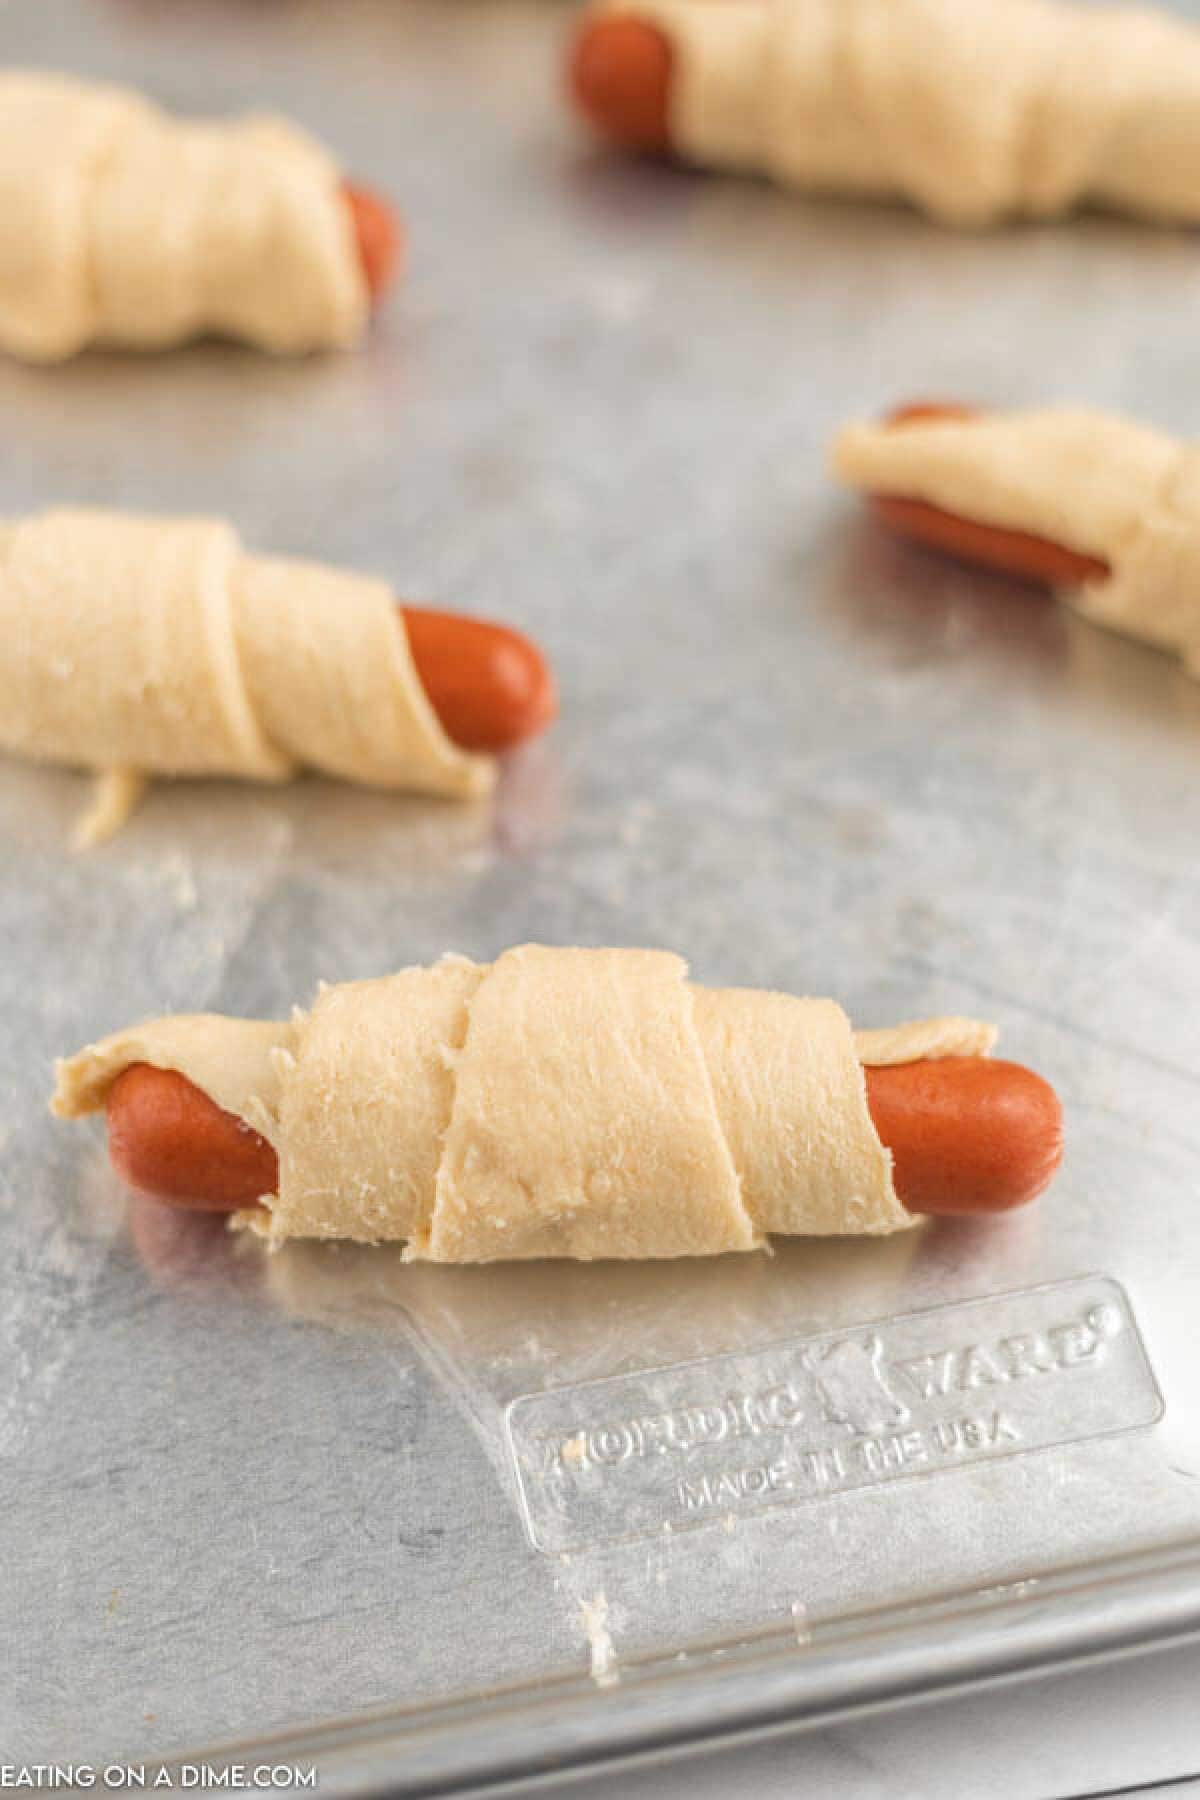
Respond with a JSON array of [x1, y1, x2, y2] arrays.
[[864, 1057, 1063, 1215], [342, 181, 404, 301], [401, 608, 558, 753], [107, 1064, 275, 1214], [568, 15, 674, 153], [885, 401, 979, 429], [871, 494, 1112, 590], [874, 401, 1112, 589]]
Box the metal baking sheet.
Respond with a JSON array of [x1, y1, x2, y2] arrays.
[[2, 0, 1200, 1790]]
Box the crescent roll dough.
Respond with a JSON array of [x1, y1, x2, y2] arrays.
[[0, 509, 491, 845], [615, 0, 1200, 225], [831, 408, 1200, 677], [0, 72, 367, 360], [52, 944, 996, 1260]]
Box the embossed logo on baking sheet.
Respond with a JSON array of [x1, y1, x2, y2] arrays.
[[506, 1277, 1162, 1554]]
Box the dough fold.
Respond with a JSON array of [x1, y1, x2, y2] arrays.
[[52, 945, 997, 1259], [831, 408, 1200, 676], [612, 0, 1200, 225], [0, 509, 492, 840], [0, 72, 367, 360]]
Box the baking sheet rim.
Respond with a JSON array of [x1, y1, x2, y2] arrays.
[[146, 1535, 1200, 1798]]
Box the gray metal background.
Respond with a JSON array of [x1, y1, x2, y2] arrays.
[[1, 0, 1199, 1787]]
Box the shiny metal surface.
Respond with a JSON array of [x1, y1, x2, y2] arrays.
[[2, 0, 1200, 1785]]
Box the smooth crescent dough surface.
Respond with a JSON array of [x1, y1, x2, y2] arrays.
[[831, 408, 1200, 677], [614, 0, 1200, 225], [0, 72, 367, 360], [53, 945, 997, 1260], [0, 509, 492, 843]]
